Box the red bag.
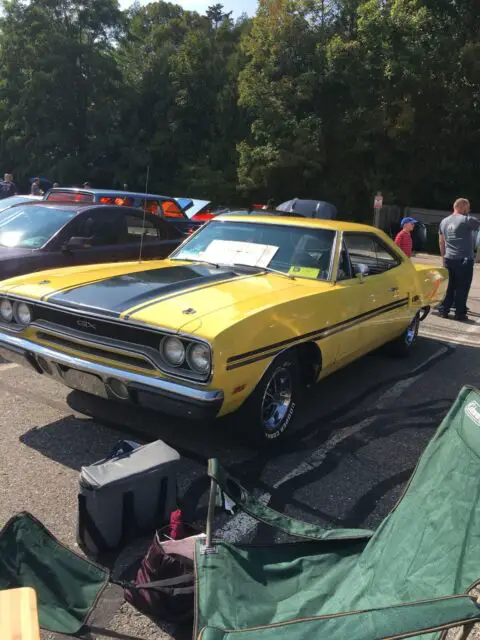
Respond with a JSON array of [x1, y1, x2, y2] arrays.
[[124, 525, 201, 622]]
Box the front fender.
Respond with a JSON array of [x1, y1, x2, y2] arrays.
[[211, 318, 303, 416]]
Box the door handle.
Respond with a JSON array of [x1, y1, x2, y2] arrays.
[[388, 287, 399, 293]]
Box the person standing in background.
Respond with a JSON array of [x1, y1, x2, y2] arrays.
[[438, 198, 480, 321], [30, 177, 43, 196], [0, 173, 17, 199], [394, 217, 417, 257]]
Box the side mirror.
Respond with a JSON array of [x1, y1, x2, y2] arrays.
[[354, 263, 369, 282], [63, 236, 92, 251]]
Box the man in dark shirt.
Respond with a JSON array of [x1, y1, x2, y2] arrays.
[[438, 198, 480, 321]]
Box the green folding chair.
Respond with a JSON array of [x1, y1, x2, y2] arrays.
[[194, 386, 480, 640]]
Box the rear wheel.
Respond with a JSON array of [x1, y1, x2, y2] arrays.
[[387, 313, 420, 357], [237, 352, 302, 447]]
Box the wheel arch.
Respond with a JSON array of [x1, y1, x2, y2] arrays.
[[295, 341, 323, 387], [256, 340, 322, 389]]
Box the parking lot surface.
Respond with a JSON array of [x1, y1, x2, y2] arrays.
[[0, 257, 479, 639]]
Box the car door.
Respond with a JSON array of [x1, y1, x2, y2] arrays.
[[327, 239, 366, 364], [53, 208, 134, 267], [54, 208, 180, 268], [343, 232, 412, 351]]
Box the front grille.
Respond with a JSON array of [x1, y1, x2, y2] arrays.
[[36, 331, 156, 371], [30, 303, 163, 348], [1, 296, 211, 382]]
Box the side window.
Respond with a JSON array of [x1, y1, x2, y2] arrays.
[[344, 234, 400, 277], [124, 213, 160, 242], [73, 210, 129, 246]]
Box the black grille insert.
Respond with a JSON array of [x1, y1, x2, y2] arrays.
[[36, 331, 156, 371], [31, 304, 163, 349]]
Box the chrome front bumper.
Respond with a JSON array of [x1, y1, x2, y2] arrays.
[[0, 332, 224, 420]]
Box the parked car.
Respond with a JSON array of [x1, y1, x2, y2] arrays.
[[44, 188, 202, 237], [276, 199, 338, 219], [0, 201, 183, 281], [0, 214, 447, 445], [0, 195, 42, 212]]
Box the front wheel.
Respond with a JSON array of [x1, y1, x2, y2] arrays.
[[387, 313, 420, 357], [237, 352, 302, 447]]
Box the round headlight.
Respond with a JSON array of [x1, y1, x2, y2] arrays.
[[161, 336, 185, 367], [0, 299, 13, 323], [187, 342, 211, 375], [15, 302, 32, 326]]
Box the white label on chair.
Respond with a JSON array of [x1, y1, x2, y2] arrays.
[[466, 401, 480, 426]]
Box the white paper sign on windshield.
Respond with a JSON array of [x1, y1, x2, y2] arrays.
[[202, 240, 278, 268]]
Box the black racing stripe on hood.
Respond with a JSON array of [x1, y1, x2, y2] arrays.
[[46, 265, 238, 317]]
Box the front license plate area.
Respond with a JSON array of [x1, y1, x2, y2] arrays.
[[61, 366, 109, 399]]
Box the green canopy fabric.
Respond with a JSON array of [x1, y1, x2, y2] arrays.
[[0, 512, 109, 634], [195, 386, 480, 640]]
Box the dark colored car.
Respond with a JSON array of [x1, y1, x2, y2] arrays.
[[44, 188, 203, 237], [0, 202, 183, 281], [276, 199, 338, 219]]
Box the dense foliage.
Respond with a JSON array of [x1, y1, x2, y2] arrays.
[[0, 0, 478, 219]]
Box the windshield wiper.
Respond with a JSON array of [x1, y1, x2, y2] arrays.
[[231, 263, 295, 280], [171, 257, 221, 269]]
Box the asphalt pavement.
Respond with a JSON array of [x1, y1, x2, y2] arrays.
[[0, 256, 479, 640]]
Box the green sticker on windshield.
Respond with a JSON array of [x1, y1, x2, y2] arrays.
[[288, 266, 320, 279]]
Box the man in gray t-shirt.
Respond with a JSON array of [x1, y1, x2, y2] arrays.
[[438, 198, 480, 320]]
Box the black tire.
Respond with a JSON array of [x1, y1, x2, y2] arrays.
[[386, 313, 420, 357], [236, 351, 302, 447]]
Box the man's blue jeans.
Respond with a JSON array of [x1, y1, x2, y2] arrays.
[[441, 258, 474, 316]]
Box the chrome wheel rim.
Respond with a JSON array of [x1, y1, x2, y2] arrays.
[[261, 367, 293, 433], [405, 314, 419, 346]]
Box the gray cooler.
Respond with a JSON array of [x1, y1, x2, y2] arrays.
[[77, 439, 180, 556]]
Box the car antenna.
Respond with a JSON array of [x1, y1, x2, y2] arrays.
[[138, 165, 150, 263]]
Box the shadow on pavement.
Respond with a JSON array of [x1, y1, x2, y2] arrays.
[[19, 339, 480, 537]]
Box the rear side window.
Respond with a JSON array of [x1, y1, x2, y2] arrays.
[[46, 191, 94, 203], [99, 196, 134, 207], [136, 199, 185, 218], [125, 214, 160, 241], [160, 200, 186, 219], [344, 233, 400, 276]]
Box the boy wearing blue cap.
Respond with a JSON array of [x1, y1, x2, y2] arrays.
[[394, 217, 417, 257]]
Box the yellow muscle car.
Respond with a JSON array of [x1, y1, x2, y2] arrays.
[[0, 215, 447, 445]]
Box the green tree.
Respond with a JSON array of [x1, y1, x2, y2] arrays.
[[237, 0, 324, 201], [0, 0, 124, 186]]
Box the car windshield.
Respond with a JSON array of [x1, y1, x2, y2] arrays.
[[0, 196, 36, 213], [170, 220, 336, 280], [0, 205, 76, 249]]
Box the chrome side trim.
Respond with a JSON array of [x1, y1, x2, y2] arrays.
[[0, 332, 223, 404]]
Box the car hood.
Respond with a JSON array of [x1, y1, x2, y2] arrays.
[[2, 259, 300, 333]]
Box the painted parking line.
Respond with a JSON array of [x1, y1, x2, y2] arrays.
[[0, 362, 18, 372], [216, 345, 449, 543], [419, 331, 479, 348]]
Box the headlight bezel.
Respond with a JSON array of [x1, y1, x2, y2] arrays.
[[159, 334, 212, 380], [0, 298, 14, 323], [186, 341, 211, 375], [160, 336, 186, 368], [14, 301, 33, 326]]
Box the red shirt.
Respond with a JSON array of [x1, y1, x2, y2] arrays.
[[394, 229, 413, 257]]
